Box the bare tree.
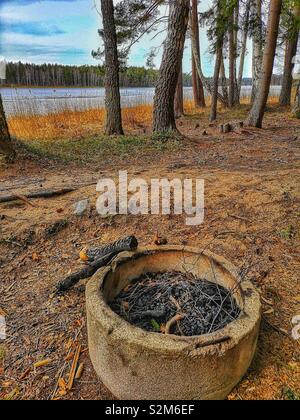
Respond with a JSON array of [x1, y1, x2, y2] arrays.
[[279, 3, 300, 106], [101, 0, 124, 135], [191, 0, 206, 108], [153, 0, 190, 134], [0, 94, 15, 159], [246, 0, 283, 128]]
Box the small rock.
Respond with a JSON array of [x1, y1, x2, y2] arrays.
[[73, 199, 89, 216], [202, 130, 208, 136]]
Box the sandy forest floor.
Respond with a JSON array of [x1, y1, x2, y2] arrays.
[[0, 104, 300, 400]]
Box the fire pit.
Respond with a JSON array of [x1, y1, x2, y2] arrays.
[[86, 246, 261, 400]]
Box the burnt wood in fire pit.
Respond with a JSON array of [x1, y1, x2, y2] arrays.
[[110, 271, 241, 336]]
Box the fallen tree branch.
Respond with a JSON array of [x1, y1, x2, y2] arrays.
[[0, 188, 75, 204], [0, 178, 46, 193], [14, 194, 37, 208], [56, 236, 138, 293], [84, 235, 139, 262]]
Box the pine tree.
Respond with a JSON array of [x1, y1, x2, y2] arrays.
[[100, 0, 124, 135], [246, 0, 283, 128], [153, 0, 190, 134], [279, 1, 300, 106]]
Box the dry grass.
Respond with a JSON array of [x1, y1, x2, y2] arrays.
[[7, 95, 282, 142], [8, 104, 154, 141]]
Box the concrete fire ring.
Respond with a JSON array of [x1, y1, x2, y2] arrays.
[[86, 246, 261, 400]]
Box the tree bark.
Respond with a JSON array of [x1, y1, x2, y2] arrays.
[[101, 0, 124, 136], [210, 45, 223, 122], [228, 9, 237, 107], [220, 52, 229, 105], [0, 94, 15, 159], [279, 4, 300, 106], [293, 82, 300, 118], [190, 12, 228, 107], [237, 0, 251, 100], [233, 1, 240, 105], [191, 0, 206, 108], [251, 0, 263, 104], [174, 64, 184, 118], [246, 0, 283, 128], [153, 0, 190, 134]]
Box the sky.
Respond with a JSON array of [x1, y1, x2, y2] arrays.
[[0, 0, 252, 77]]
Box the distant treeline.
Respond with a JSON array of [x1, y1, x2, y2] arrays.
[[4, 62, 282, 88], [4, 62, 192, 88]]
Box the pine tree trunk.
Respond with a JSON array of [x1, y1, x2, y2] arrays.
[[279, 5, 300, 106], [251, 0, 263, 103], [293, 82, 300, 118], [233, 1, 240, 105], [191, 0, 206, 108], [101, 0, 124, 136], [153, 0, 190, 134], [246, 0, 283, 128], [228, 12, 235, 108], [220, 53, 229, 105], [0, 94, 15, 159], [190, 24, 228, 107], [210, 45, 223, 122], [174, 64, 184, 118], [237, 0, 251, 100]]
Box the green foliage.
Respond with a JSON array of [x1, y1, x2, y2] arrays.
[[20, 134, 181, 164], [281, 0, 300, 41], [200, 0, 239, 52], [282, 387, 300, 400], [150, 319, 161, 332], [151, 131, 183, 144], [279, 225, 295, 239], [93, 0, 164, 65]]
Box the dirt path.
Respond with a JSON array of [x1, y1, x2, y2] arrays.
[[0, 110, 300, 400]]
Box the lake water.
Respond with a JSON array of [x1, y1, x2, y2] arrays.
[[0, 86, 281, 117]]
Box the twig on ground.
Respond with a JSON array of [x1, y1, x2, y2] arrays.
[[67, 344, 81, 391], [165, 314, 185, 335], [14, 194, 37, 207]]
